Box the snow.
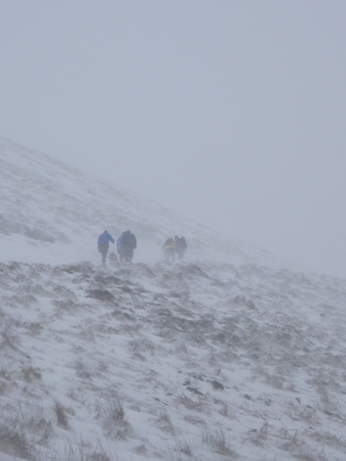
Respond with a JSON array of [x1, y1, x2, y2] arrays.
[[0, 137, 346, 461]]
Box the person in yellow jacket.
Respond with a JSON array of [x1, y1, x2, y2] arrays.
[[162, 237, 176, 264]]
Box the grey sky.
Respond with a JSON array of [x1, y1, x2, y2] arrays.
[[1, 1, 345, 277]]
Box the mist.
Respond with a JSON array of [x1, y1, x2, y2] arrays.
[[1, 0, 345, 277]]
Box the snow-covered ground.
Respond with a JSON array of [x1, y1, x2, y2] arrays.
[[1, 138, 346, 460], [0, 137, 291, 269]]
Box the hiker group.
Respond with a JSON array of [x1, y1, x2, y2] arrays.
[[97, 230, 137, 264], [97, 231, 187, 265], [162, 236, 187, 263]]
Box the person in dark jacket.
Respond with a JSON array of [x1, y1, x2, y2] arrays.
[[118, 230, 137, 262], [162, 237, 176, 264], [97, 230, 115, 264], [175, 236, 187, 260]]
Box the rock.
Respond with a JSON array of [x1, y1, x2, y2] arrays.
[[86, 289, 115, 302], [212, 380, 224, 390], [186, 387, 204, 396]]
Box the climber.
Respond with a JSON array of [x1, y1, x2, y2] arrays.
[[97, 230, 115, 264]]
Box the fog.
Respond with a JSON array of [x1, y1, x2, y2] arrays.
[[1, 1, 345, 277]]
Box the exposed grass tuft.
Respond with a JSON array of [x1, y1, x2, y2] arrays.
[[54, 400, 69, 428], [202, 427, 236, 457]]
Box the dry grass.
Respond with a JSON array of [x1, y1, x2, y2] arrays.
[[166, 435, 204, 461], [280, 430, 326, 461], [22, 366, 42, 382], [106, 398, 126, 424], [174, 435, 193, 457], [0, 400, 54, 460], [202, 427, 236, 457], [56, 439, 114, 461], [0, 359, 11, 379], [54, 400, 69, 428], [97, 395, 131, 440], [177, 394, 210, 414], [246, 421, 270, 448], [134, 443, 147, 455], [0, 327, 19, 352], [157, 407, 175, 434], [309, 429, 346, 450], [316, 385, 340, 415], [75, 359, 92, 380], [67, 387, 88, 406], [213, 397, 234, 419], [183, 414, 205, 426], [0, 420, 31, 459], [25, 321, 43, 336]]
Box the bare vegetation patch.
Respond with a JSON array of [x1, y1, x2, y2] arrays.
[[157, 407, 175, 434], [309, 429, 346, 450], [67, 387, 88, 406], [75, 359, 92, 380], [202, 427, 236, 457], [166, 435, 204, 461], [58, 439, 113, 461], [174, 435, 194, 457], [106, 398, 126, 423], [118, 323, 142, 335], [284, 399, 318, 425], [0, 400, 53, 459], [134, 443, 147, 455], [53, 298, 83, 313], [27, 321, 43, 336], [0, 419, 31, 460], [53, 284, 78, 300], [213, 398, 234, 419], [129, 338, 157, 361], [96, 395, 131, 440], [0, 359, 12, 379], [22, 366, 42, 382], [0, 327, 20, 352], [316, 385, 340, 415], [87, 289, 116, 303], [54, 400, 69, 428], [183, 414, 205, 426], [177, 394, 209, 414], [97, 360, 109, 373], [280, 429, 326, 461], [246, 421, 270, 448]]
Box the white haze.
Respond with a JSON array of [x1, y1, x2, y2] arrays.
[[0, 138, 346, 461], [0, 1, 345, 278]]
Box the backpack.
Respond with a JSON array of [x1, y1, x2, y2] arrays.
[[180, 237, 187, 249], [163, 238, 175, 249], [121, 230, 133, 245]]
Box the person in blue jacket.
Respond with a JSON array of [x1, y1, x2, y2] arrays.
[[97, 230, 115, 264]]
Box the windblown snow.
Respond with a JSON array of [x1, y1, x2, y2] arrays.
[[0, 137, 346, 461]]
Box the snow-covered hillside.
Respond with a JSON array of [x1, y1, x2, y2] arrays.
[[0, 137, 285, 268], [1, 138, 346, 461]]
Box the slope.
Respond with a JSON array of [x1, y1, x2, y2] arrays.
[[1, 259, 346, 460], [0, 137, 285, 268], [1, 137, 346, 461]]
